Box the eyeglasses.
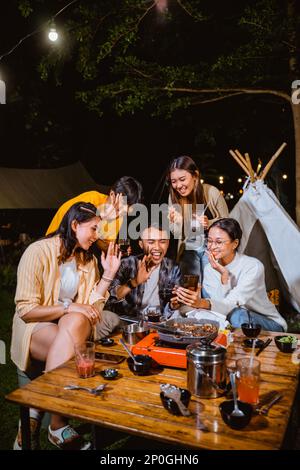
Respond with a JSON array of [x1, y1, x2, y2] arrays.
[[207, 239, 231, 247]]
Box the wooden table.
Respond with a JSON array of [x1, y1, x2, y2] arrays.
[[6, 331, 300, 450]]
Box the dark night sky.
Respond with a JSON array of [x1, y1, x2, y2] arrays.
[[0, 1, 295, 231]]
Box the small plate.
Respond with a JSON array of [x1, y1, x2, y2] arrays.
[[100, 368, 119, 380], [99, 338, 115, 347], [243, 338, 264, 348]]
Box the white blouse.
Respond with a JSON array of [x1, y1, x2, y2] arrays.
[[59, 258, 79, 304], [203, 252, 287, 331]]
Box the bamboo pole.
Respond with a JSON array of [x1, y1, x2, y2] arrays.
[[259, 142, 287, 180], [234, 149, 248, 167], [229, 150, 250, 175], [245, 153, 255, 182]]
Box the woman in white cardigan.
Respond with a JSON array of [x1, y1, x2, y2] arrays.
[[166, 156, 228, 280], [175, 218, 287, 332]]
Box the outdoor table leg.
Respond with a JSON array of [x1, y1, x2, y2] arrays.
[[20, 406, 31, 450], [91, 424, 97, 450]]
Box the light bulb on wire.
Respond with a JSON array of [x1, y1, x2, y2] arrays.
[[48, 21, 58, 42]]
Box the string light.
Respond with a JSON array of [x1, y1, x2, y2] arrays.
[[0, 0, 79, 62], [200, 179, 204, 184], [239, 189, 243, 194], [282, 174, 288, 180], [237, 178, 242, 183], [155, 0, 168, 14], [48, 21, 59, 42]]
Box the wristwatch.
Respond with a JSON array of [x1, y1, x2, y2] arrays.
[[63, 300, 71, 315]]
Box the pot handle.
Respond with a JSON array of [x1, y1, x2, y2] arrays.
[[194, 363, 225, 394]]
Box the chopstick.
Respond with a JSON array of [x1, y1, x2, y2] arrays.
[[256, 338, 272, 356]]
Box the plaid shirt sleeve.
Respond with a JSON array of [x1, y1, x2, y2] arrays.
[[106, 256, 139, 313]]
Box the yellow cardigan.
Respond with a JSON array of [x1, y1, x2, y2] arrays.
[[46, 190, 123, 241], [11, 236, 106, 371]]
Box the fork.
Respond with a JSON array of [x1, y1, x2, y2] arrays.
[[64, 384, 106, 395], [259, 393, 282, 415]]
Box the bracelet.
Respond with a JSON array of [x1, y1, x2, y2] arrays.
[[102, 275, 114, 283], [63, 300, 71, 315]]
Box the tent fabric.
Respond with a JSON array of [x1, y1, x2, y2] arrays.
[[230, 180, 300, 312], [0, 162, 108, 209]]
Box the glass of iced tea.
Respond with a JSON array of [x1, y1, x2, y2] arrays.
[[236, 357, 260, 405], [74, 341, 95, 378]]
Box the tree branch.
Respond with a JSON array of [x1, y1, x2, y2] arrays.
[[242, 20, 298, 51], [159, 86, 291, 102], [191, 92, 245, 105], [176, 0, 204, 20], [99, 1, 157, 61]]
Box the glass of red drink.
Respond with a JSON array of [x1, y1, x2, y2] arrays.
[[74, 341, 95, 378], [236, 357, 260, 405]]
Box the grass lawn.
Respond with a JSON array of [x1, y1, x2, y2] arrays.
[[0, 288, 18, 450]]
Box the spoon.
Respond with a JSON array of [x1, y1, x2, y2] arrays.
[[64, 384, 106, 395], [229, 372, 245, 417], [160, 384, 191, 417], [119, 338, 143, 365]]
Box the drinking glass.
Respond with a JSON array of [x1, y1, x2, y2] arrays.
[[236, 357, 260, 405], [145, 306, 162, 322], [118, 238, 130, 256], [74, 341, 95, 378], [159, 282, 175, 304]]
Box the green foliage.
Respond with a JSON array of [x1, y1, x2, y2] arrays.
[[17, 1, 299, 117], [0, 265, 17, 290], [18, 0, 33, 18]]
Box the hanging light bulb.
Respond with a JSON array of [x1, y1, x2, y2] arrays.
[[48, 21, 58, 42]]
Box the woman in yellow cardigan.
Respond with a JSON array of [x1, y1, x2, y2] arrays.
[[11, 202, 121, 450], [46, 176, 143, 250]]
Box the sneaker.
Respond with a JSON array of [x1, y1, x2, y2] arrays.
[[13, 417, 41, 450], [48, 425, 91, 450]]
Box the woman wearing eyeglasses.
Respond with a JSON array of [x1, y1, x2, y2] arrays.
[[166, 156, 228, 280], [175, 218, 287, 331]]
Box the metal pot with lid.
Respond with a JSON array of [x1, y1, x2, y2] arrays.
[[186, 340, 227, 398]]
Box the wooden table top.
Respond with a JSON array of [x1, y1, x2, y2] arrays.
[[6, 330, 300, 450]]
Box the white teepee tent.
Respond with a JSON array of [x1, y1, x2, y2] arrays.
[[229, 144, 300, 313]]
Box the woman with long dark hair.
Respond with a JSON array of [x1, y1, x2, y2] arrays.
[[166, 156, 228, 279], [175, 218, 287, 331], [11, 202, 121, 449]]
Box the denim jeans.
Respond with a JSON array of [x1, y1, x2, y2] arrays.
[[227, 308, 284, 332], [179, 248, 209, 284]]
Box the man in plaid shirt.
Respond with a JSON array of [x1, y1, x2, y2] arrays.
[[106, 224, 182, 318]]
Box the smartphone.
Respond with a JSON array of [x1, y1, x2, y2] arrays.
[[95, 353, 125, 364]]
